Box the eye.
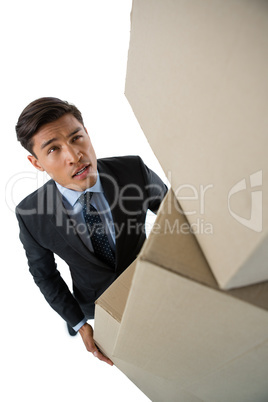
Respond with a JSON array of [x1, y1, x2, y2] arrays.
[[48, 146, 59, 154], [72, 135, 82, 142]]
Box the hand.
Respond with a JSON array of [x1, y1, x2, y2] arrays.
[[78, 323, 113, 366]]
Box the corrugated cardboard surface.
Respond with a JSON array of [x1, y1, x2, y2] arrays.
[[94, 190, 268, 401], [95, 267, 268, 401], [125, 0, 268, 289], [95, 260, 137, 322], [113, 260, 268, 401], [94, 305, 120, 358]]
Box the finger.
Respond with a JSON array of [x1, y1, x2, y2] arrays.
[[92, 349, 114, 366]]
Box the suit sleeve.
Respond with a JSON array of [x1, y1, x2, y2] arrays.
[[138, 157, 168, 213], [16, 209, 85, 328]]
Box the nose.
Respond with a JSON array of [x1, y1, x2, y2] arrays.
[[64, 144, 82, 164]]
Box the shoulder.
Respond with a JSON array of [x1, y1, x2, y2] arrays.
[[97, 155, 145, 175], [97, 155, 143, 169], [97, 155, 146, 184], [16, 179, 56, 212]]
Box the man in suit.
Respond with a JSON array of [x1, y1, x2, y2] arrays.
[[15, 97, 167, 365]]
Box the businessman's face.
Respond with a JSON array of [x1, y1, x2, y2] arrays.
[[28, 114, 98, 191]]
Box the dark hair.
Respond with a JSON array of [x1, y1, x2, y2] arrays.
[[15, 97, 84, 157]]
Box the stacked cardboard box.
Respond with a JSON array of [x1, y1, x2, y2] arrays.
[[94, 1, 268, 400], [124, 0, 268, 290], [95, 190, 268, 401]]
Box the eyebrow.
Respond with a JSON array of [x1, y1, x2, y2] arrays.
[[40, 127, 82, 150]]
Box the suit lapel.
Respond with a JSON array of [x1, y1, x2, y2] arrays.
[[48, 180, 110, 267]]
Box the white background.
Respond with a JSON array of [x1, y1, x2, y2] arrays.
[[1, 1, 167, 401]]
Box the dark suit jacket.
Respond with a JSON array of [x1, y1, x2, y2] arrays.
[[16, 156, 167, 327]]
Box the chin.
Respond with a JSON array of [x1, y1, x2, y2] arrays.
[[71, 177, 97, 192]]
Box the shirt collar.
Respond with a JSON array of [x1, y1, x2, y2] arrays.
[[55, 171, 103, 207]]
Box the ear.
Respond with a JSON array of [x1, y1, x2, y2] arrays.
[[27, 155, 45, 172]]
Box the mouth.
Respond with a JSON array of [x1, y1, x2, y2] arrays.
[[72, 164, 90, 178]]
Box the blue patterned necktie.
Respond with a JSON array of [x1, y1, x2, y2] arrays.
[[79, 192, 115, 267]]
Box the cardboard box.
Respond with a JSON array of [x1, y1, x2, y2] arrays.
[[124, 0, 268, 289], [94, 190, 268, 401]]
